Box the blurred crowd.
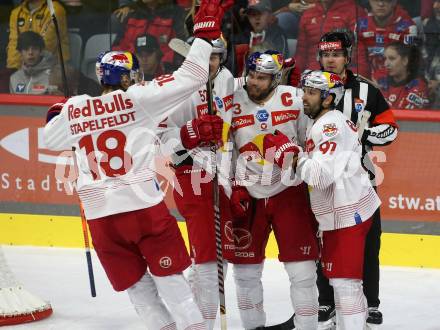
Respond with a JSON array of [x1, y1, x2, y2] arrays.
[[0, 0, 439, 109]]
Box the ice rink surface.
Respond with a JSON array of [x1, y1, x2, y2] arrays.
[[2, 246, 440, 330]]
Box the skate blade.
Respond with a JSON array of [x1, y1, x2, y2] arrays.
[[318, 318, 336, 330]]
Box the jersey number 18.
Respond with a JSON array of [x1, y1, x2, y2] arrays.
[[79, 130, 133, 180]]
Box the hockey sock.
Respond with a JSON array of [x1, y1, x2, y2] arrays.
[[189, 262, 228, 330], [127, 271, 177, 330], [233, 263, 266, 329], [153, 272, 206, 329], [284, 261, 318, 330], [330, 278, 367, 330]]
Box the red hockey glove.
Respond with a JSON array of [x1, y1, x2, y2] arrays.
[[180, 114, 224, 149], [284, 57, 301, 87], [230, 182, 251, 220], [193, 0, 233, 40], [46, 98, 68, 123], [263, 130, 301, 168]]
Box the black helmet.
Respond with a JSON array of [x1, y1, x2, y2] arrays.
[[318, 31, 353, 63]]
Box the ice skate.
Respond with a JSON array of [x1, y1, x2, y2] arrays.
[[366, 307, 382, 329], [318, 305, 336, 330]]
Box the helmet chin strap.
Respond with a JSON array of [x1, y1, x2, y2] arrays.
[[210, 66, 223, 82]]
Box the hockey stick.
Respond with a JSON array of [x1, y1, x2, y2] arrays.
[[71, 147, 97, 298], [357, 110, 371, 140], [170, 36, 227, 328], [80, 203, 97, 297], [207, 70, 227, 329], [47, 0, 69, 96], [48, 0, 96, 297], [168, 38, 190, 58]]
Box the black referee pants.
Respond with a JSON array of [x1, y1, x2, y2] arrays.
[[317, 208, 382, 308]]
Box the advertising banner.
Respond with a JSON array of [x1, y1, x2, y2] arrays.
[[1, 111, 439, 224]]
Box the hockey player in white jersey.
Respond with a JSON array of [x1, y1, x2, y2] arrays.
[[271, 70, 381, 330], [158, 35, 234, 329], [42, 1, 231, 328], [229, 50, 319, 329]]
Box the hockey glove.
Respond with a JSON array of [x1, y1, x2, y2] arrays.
[[263, 130, 301, 168], [193, 0, 233, 40], [283, 57, 301, 87], [230, 182, 251, 220], [180, 114, 224, 149], [46, 98, 67, 123]]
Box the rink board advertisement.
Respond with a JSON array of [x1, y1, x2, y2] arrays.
[[0, 97, 439, 267]]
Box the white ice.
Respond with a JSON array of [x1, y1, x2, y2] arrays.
[[1, 246, 440, 330]]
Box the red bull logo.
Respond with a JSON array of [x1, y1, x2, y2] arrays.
[[110, 53, 130, 64], [322, 123, 338, 137]]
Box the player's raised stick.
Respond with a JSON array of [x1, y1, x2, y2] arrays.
[[46, 0, 69, 97], [206, 69, 227, 330]]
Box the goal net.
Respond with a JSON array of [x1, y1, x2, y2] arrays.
[[0, 247, 52, 326]]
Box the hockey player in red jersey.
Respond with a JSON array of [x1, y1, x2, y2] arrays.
[[274, 70, 381, 330], [229, 50, 319, 329], [43, 1, 231, 328], [158, 35, 234, 329]]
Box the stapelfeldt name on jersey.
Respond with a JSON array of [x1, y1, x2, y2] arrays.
[[68, 94, 135, 135]]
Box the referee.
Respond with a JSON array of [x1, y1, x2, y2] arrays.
[[314, 31, 398, 329]]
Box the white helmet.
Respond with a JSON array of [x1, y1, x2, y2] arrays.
[[301, 70, 345, 106], [212, 36, 227, 63], [246, 50, 284, 89]]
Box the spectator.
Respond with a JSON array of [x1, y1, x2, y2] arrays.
[[228, 0, 288, 76], [273, 0, 315, 39], [377, 42, 429, 109], [356, 0, 417, 81], [423, 0, 440, 108], [295, 0, 364, 73], [9, 31, 54, 94], [7, 0, 70, 69], [134, 34, 165, 81], [111, 0, 186, 69], [47, 63, 101, 96]]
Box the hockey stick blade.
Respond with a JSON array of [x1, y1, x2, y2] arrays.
[[264, 314, 295, 330], [168, 38, 190, 58], [357, 110, 371, 140]]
